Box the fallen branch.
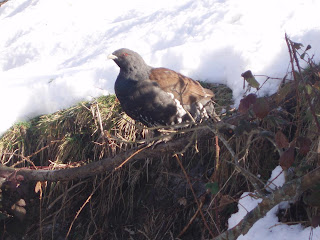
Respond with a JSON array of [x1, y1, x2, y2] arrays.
[[0, 129, 213, 182], [0, 116, 242, 182]]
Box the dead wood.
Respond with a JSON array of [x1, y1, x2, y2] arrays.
[[0, 129, 212, 181]]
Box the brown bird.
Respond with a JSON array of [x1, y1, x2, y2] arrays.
[[108, 48, 214, 127]]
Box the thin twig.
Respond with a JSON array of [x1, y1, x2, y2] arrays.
[[65, 180, 99, 239], [174, 154, 215, 238], [65, 171, 116, 239], [214, 135, 220, 182], [285, 34, 302, 137], [286, 34, 320, 134], [177, 201, 204, 238], [206, 124, 265, 197], [115, 143, 152, 170]]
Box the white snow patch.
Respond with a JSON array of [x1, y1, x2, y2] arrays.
[[228, 192, 263, 229], [238, 204, 320, 240], [228, 192, 320, 240], [227, 167, 320, 240], [265, 165, 286, 192]]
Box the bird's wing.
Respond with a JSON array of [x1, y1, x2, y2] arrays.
[[149, 68, 214, 106], [117, 79, 189, 126]]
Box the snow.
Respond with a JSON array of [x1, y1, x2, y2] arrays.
[[228, 192, 263, 229], [1, 0, 320, 136], [1, 0, 320, 238], [265, 165, 285, 192], [228, 167, 320, 239], [237, 204, 320, 240]]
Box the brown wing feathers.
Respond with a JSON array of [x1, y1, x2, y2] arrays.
[[149, 68, 214, 106]]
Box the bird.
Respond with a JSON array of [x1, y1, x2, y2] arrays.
[[108, 48, 215, 128]]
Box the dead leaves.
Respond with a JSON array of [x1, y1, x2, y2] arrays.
[[239, 94, 257, 114], [296, 137, 312, 155], [252, 98, 270, 119], [275, 131, 289, 149], [241, 70, 260, 89], [35, 181, 47, 200], [238, 94, 270, 119], [278, 135, 312, 170], [279, 146, 295, 170]]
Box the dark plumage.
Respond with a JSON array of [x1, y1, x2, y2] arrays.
[[108, 48, 214, 127]]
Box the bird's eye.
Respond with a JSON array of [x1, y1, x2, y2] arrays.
[[121, 53, 129, 57]]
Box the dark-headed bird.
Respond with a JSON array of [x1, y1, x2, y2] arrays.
[[108, 48, 214, 127]]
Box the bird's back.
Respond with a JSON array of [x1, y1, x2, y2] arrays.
[[149, 67, 214, 118]]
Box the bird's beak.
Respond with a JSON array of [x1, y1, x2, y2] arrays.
[[108, 54, 118, 60]]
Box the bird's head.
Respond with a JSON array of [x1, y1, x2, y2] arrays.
[[108, 48, 147, 72]]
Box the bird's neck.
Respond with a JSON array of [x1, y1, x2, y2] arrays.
[[119, 66, 151, 81]]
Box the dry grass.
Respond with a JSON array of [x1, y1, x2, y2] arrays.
[[0, 69, 319, 240]]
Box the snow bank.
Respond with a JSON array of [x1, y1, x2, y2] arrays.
[[228, 166, 320, 239], [1, 0, 320, 135]]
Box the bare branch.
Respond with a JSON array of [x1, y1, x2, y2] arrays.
[[0, 130, 212, 181]]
